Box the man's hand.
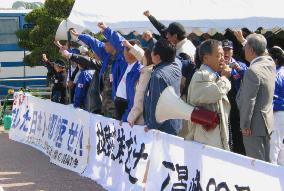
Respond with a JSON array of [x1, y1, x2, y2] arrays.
[[54, 40, 63, 49], [97, 22, 107, 31], [221, 67, 232, 78], [42, 54, 48, 62], [231, 63, 241, 71], [241, 128, 252, 136], [122, 40, 132, 48], [144, 126, 149, 132], [70, 29, 79, 37], [143, 10, 151, 17], [234, 30, 246, 44], [128, 120, 134, 127], [67, 81, 74, 88], [60, 49, 72, 59]]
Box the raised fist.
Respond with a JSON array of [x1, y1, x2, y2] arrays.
[[69, 29, 79, 37], [234, 30, 246, 44], [97, 22, 107, 30], [143, 10, 151, 17], [42, 54, 48, 62]]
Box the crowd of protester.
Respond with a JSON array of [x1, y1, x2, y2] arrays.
[[42, 11, 284, 166]]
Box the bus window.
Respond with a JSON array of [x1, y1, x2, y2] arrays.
[[0, 17, 19, 45]]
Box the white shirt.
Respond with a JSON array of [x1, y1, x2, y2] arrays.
[[116, 61, 136, 99], [74, 69, 81, 84], [66, 64, 77, 85], [176, 38, 196, 60]]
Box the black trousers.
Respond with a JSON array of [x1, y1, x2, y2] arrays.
[[114, 97, 128, 120], [51, 86, 65, 104]]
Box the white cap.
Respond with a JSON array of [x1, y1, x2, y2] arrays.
[[78, 46, 88, 54]]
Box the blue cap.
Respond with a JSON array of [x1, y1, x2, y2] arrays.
[[222, 40, 233, 49]]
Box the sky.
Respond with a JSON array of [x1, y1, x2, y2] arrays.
[[0, 0, 45, 8]]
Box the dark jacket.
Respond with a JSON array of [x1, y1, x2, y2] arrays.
[[42, 60, 55, 85], [70, 54, 102, 71], [147, 38, 156, 51], [144, 61, 182, 135], [69, 54, 103, 113], [147, 15, 167, 39]]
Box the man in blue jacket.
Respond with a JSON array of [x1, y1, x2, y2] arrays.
[[144, 38, 182, 135], [73, 63, 94, 110], [96, 23, 143, 121], [70, 25, 128, 118], [60, 49, 103, 114], [118, 39, 143, 122], [222, 39, 248, 155]]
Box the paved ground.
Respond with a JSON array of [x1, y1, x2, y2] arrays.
[[0, 126, 105, 191]]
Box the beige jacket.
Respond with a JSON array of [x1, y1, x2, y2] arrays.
[[186, 64, 231, 150], [127, 44, 153, 125], [127, 66, 152, 125]]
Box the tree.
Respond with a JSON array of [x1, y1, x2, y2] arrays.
[[12, 1, 44, 9], [16, 0, 75, 66]]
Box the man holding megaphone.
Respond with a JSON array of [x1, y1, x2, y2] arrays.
[[154, 39, 231, 150], [186, 39, 231, 150], [155, 40, 231, 150]]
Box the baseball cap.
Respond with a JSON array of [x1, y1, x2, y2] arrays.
[[222, 40, 233, 49], [54, 59, 65, 68], [270, 46, 284, 55], [164, 22, 186, 36]]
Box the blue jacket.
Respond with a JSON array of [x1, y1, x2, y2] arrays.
[[122, 61, 143, 122], [143, 61, 182, 135], [73, 69, 94, 109], [274, 66, 284, 111], [230, 58, 248, 91], [78, 28, 127, 100], [68, 47, 80, 54]]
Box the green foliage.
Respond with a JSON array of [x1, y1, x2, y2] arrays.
[[24, 7, 47, 23], [12, 1, 44, 9], [16, 0, 75, 66], [92, 32, 106, 41], [45, 0, 75, 18]]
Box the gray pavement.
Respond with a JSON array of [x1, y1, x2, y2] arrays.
[[0, 126, 105, 191]]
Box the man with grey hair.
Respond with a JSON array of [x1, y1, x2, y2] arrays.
[[236, 32, 276, 161], [186, 39, 231, 150], [142, 30, 156, 51]]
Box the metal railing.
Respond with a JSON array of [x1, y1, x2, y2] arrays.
[[0, 77, 46, 82], [0, 77, 51, 98]]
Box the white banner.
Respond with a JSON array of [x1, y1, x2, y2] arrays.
[[8, 93, 284, 191], [83, 114, 155, 191], [9, 93, 90, 174], [145, 131, 284, 191]]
